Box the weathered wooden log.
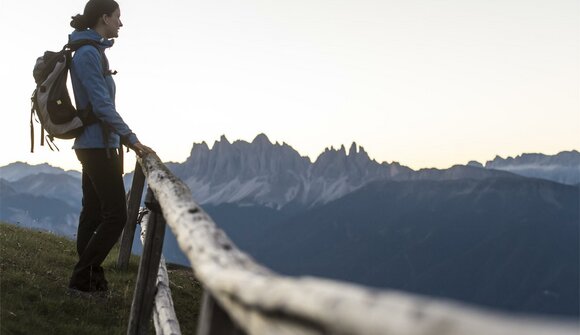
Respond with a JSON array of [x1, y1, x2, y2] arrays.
[[138, 153, 577, 335], [139, 211, 182, 335], [197, 290, 245, 335], [127, 189, 167, 335], [117, 160, 146, 270]]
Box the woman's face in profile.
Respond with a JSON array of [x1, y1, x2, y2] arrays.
[[104, 7, 123, 38]]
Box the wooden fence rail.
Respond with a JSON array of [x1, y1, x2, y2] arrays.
[[119, 153, 578, 335], [139, 210, 182, 335]]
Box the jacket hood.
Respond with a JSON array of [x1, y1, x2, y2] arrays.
[[68, 29, 114, 49]]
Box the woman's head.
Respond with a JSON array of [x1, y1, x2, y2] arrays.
[[70, 0, 122, 38]]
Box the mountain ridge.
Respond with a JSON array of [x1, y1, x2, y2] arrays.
[[0, 161, 80, 182], [3, 136, 578, 209], [169, 134, 531, 208], [472, 150, 580, 185], [212, 176, 579, 317]]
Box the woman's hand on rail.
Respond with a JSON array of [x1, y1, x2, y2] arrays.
[[131, 142, 155, 157]]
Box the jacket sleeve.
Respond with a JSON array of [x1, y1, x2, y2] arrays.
[[72, 47, 139, 145]]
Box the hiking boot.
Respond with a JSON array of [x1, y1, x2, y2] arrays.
[[91, 266, 109, 292], [68, 265, 109, 294]]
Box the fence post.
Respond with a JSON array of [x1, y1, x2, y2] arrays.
[[197, 290, 246, 335], [127, 188, 166, 335], [117, 161, 146, 270]]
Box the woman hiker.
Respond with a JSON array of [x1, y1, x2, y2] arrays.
[[68, 0, 154, 294]]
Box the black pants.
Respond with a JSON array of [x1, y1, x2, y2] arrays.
[[69, 149, 126, 290]]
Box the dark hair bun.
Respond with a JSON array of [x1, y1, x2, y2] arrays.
[[70, 0, 119, 31], [70, 14, 89, 30]]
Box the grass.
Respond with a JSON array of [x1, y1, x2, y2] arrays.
[[0, 222, 203, 335]]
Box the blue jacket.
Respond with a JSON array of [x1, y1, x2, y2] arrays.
[[68, 29, 138, 149]]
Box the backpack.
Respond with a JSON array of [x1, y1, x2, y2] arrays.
[[30, 40, 105, 152]]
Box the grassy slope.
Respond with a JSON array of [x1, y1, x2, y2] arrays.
[[0, 222, 202, 335]]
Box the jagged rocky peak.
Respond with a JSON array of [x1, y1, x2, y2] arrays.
[[182, 133, 310, 183], [252, 133, 271, 146], [213, 135, 231, 149], [347, 142, 368, 155], [348, 142, 357, 155], [175, 134, 420, 207], [317, 142, 374, 163], [318, 145, 345, 159], [194, 141, 210, 151], [192, 134, 275, 152], [314, 146, 346, 170], [188, 134, 299, 159], [312, 142, 388, 182], [349, 143, 371, 162], [319, 142, 369, 159], [189, 141, 210, 157]]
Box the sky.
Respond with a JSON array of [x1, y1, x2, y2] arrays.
[[0, 0, 578, 172]]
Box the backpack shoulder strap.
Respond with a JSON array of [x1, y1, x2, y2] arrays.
[[67, 40, 111, 76]]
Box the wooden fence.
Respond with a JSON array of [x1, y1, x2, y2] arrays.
[[117, 153, 578, 335], [137, 210, 181, 335]]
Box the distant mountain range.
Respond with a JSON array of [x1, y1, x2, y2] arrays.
[[470, 150, 580, 185], [0, 179, 79, 236], [167, 135, 577, 208], [0, 162, 82, 236], [210, 177, 578, 316], [2, 136, 577, 210], [1, 135, 578, 316], [0, 162, 80, 182]]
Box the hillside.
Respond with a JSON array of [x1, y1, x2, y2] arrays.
[[211, 177, 579, 317], [0, 223, 202, 335]]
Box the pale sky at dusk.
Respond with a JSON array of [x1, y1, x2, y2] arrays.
[[0, 0, 578, 171]]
